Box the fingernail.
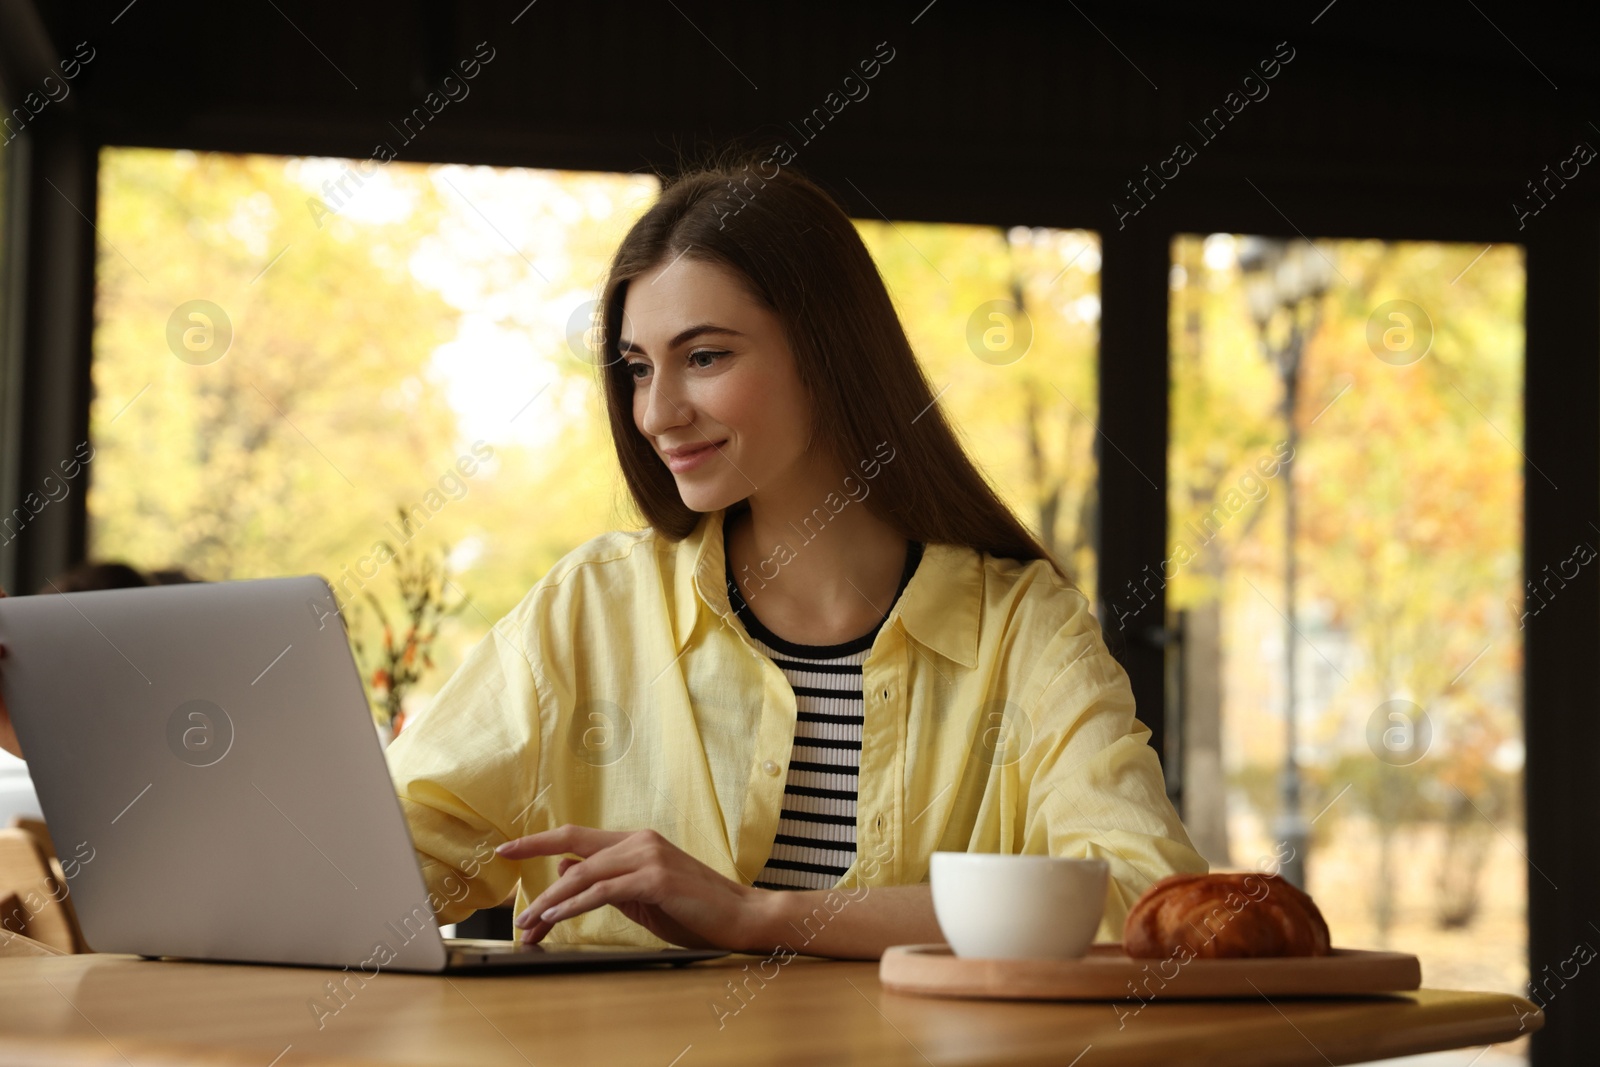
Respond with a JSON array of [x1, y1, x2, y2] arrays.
[[494, 842, 512, 854], [512, 909, 531, 929], [540, 905, 561, 922]]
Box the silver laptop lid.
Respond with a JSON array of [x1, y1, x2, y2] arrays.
[[0, 576, 448, 972]]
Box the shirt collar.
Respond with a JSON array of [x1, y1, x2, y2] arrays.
[[670, 508, 981, 670]]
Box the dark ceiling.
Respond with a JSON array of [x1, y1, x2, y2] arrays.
[[6, 0, 1598, 240]]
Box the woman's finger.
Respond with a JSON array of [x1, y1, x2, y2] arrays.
[[495, 823, 630, 861], [537, 871, 659, 927], [516, 841, 644, 927], [518, 915, 555, 945]]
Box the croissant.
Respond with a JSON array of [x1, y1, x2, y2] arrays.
[[1123, 872, 1331, 959]]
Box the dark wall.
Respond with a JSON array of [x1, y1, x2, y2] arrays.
[[24, 0, 1600, 236]]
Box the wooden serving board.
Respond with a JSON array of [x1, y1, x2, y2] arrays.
[[879, 942, 1422, 1001]]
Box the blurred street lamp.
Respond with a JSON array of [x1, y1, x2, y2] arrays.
[[1235, 235, 1334, 889]]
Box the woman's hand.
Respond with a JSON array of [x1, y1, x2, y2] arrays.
[[496, 825, 764, 950], [0, 586, 19, 761]]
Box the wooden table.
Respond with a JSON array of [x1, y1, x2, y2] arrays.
[[0, 951, 1540, 1066]]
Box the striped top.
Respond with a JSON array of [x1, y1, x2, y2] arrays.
[[725, 522, 923, 891]]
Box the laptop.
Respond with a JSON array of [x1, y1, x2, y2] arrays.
[[0, 575, 727, 973]]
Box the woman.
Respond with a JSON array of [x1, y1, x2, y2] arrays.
[[380, 155, 1207, 958], [0, 157, 1205, 958]]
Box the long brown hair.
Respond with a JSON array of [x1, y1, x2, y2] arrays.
[[596, 149, 1068, 581]]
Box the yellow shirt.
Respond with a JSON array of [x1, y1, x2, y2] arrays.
[[383, 507, 1208, 947]]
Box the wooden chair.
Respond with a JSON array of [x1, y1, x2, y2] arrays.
[[0, 827, 83, 953], [9, 816, 56, 864], [0, 924, 66, 958], [7, 817, 90, 952]]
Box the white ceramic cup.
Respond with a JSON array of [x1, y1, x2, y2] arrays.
[[929, 852, 1110, 960]]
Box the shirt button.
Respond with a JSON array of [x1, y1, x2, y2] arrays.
[[762, 760, 781, 776]]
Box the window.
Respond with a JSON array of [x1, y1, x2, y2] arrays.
[[1169, 235, 1527, 1049]]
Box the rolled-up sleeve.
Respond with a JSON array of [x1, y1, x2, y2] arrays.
[[1018, 615, 1210, 943], [383, 617, 545, 926]]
